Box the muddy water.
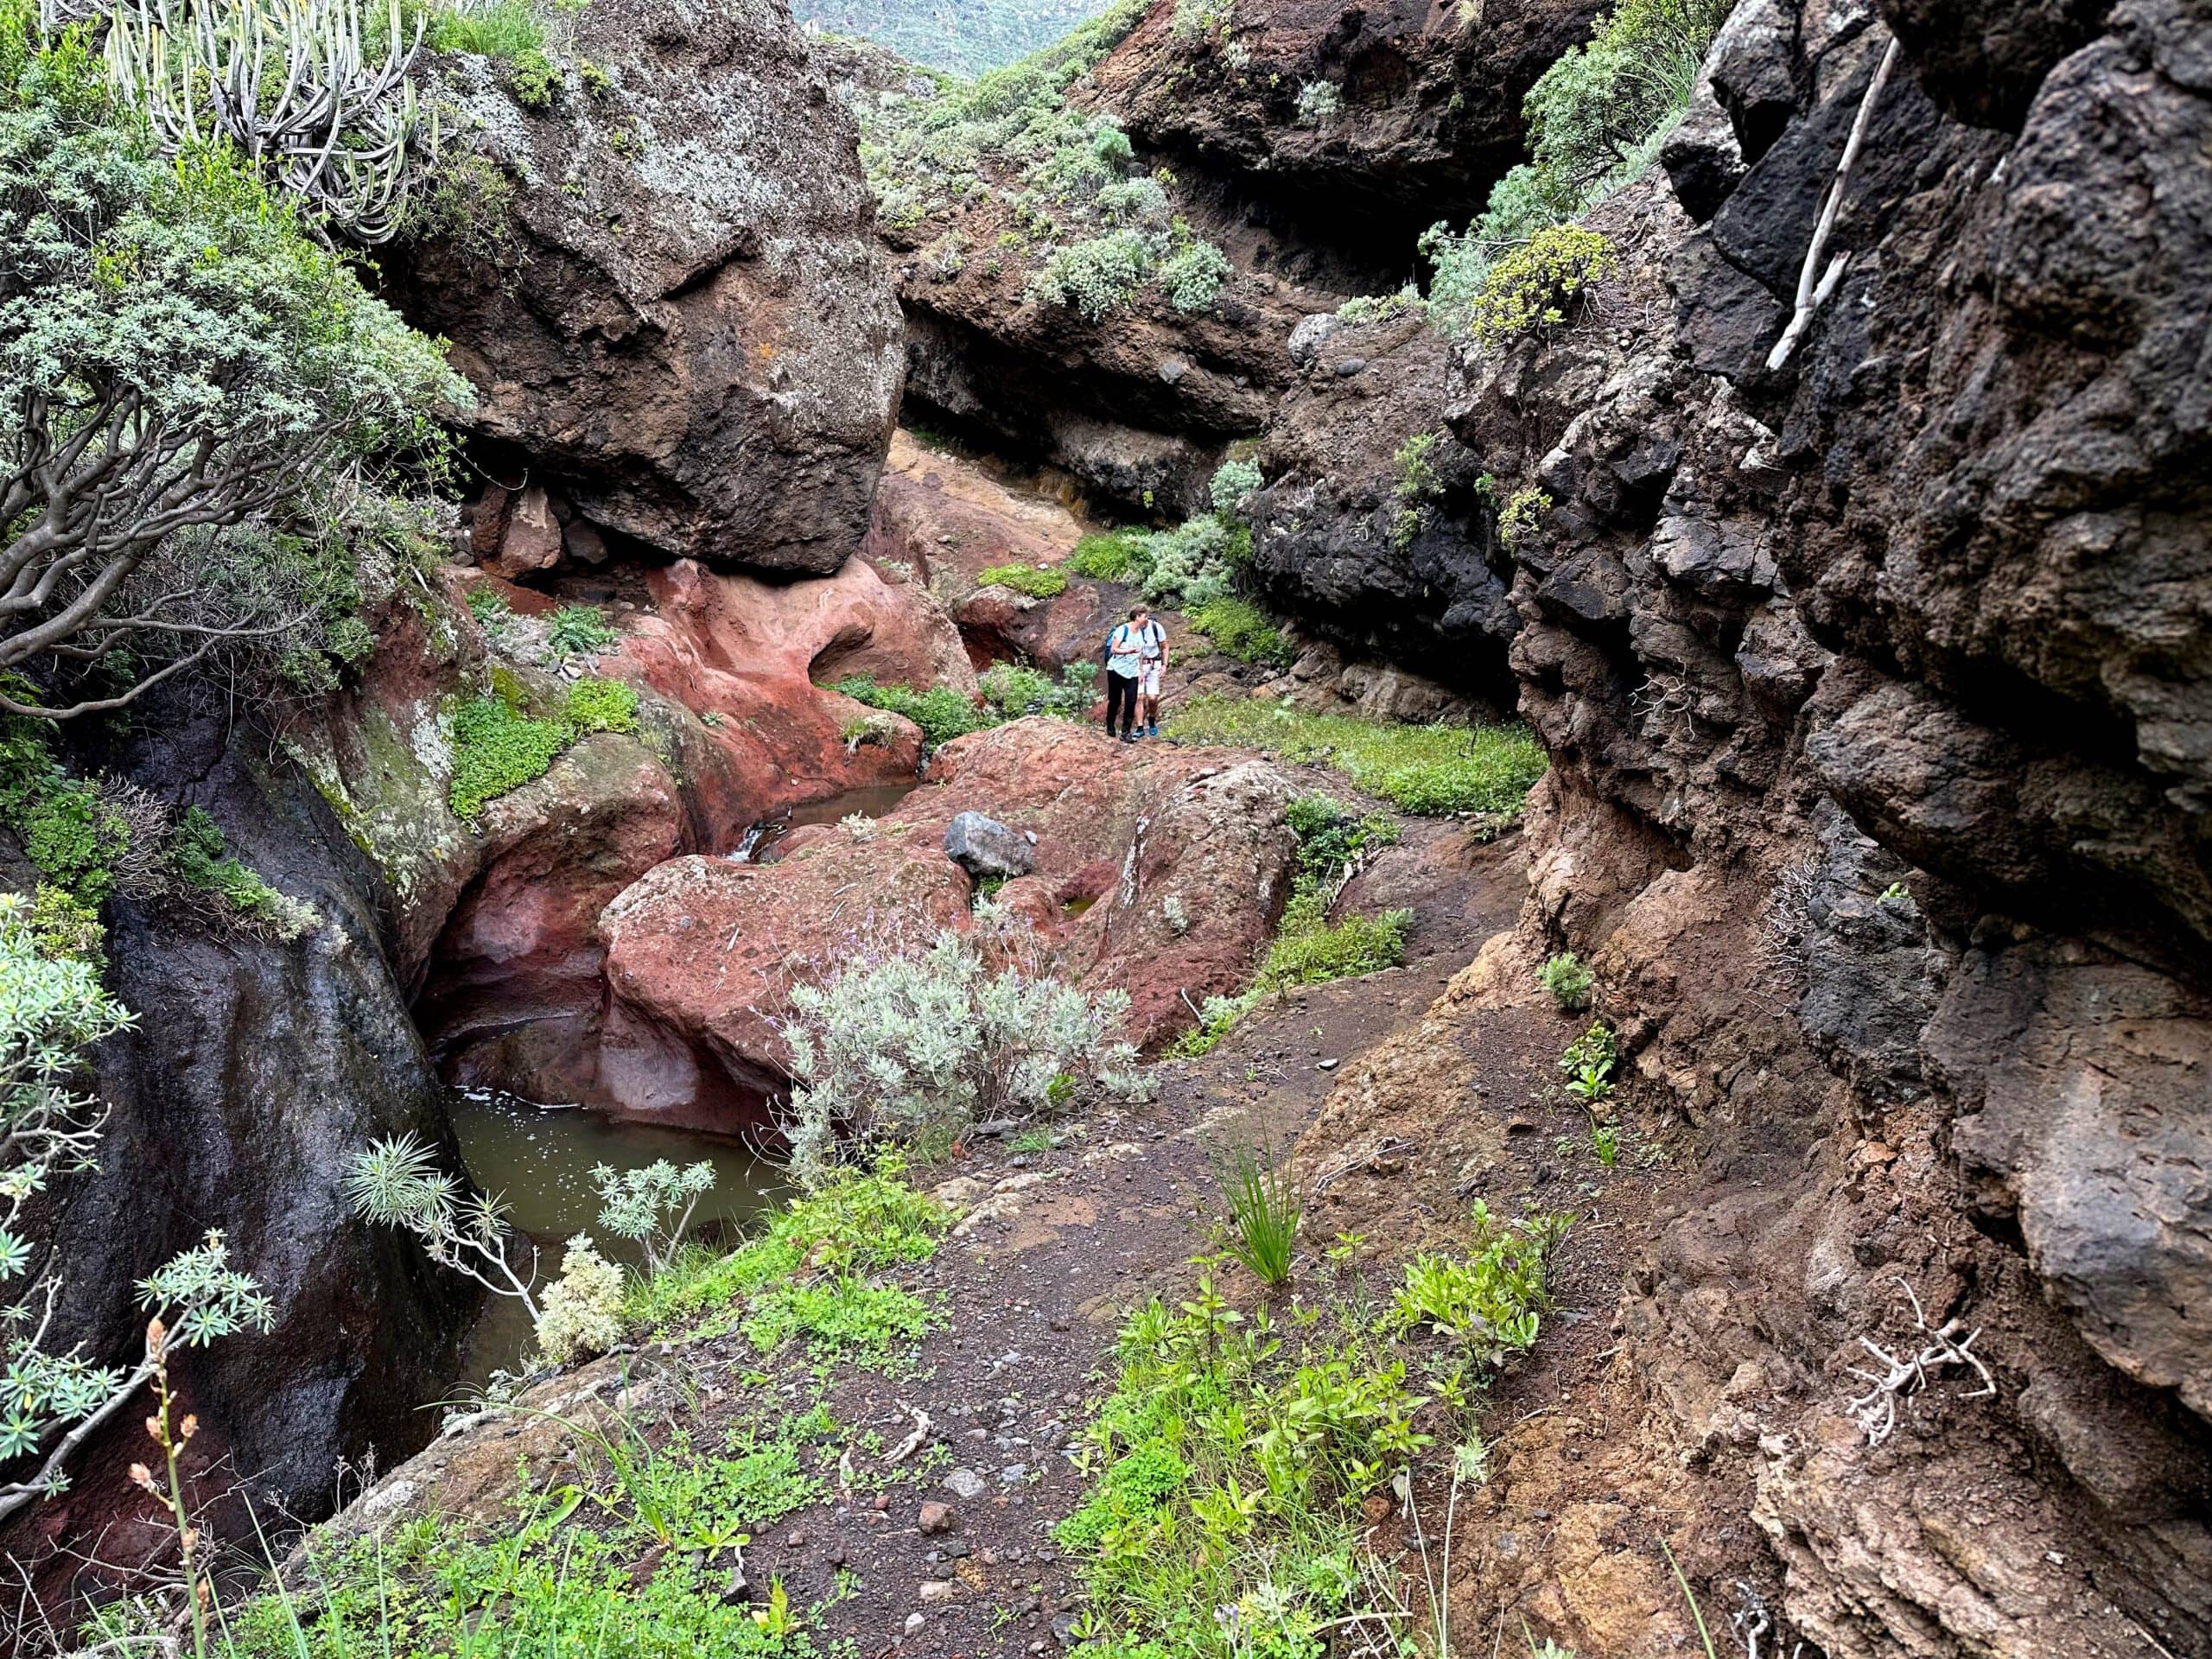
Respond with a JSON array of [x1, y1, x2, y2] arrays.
[[447, 1089, 787, 1384], [728, 781, 919, 861]]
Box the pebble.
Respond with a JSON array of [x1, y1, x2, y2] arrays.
[[786, 1529, 807, 1548], [918, 1500, 957, 1535], [1001, 1463, 1028, 1484], [918, 1580, 956, 1604], [1318, 1058, 1338, 1071], [905, 1612, 926, 1635], [944, 1467, 988, 1499]]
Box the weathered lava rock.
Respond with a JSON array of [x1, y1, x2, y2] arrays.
[[385, 0, 904, 574]]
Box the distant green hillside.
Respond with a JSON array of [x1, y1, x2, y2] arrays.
[[798, 0, 1116, 76]]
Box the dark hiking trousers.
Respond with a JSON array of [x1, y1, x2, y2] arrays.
[[1105, 670, 1140, 737]]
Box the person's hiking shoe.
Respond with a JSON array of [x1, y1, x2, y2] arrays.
[[1146, 723, 1159, 737], [1121, 731, 1137, 743]]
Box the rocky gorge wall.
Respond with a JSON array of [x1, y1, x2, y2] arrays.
[[1234, 0, 2212, 1649]]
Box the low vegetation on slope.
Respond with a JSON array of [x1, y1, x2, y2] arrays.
[[852, 0, 1234, 320], [1060, 1205, 1572, 1655], [1166, 699, 1548, 818]]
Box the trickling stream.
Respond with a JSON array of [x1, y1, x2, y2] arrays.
[[726, 781, 920, 861], [447, 1089, 786, 1384]]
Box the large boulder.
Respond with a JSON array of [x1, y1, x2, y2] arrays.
[[387, 0, 904, 574], [594, 719, 1304, 1128]]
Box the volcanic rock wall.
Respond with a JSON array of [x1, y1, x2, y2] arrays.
[[1249, 0, 2212, 1649]]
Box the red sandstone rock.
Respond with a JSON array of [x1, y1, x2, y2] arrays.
[[594, 718, 1301, 1128]]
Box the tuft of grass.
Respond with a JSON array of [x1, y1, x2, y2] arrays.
[[1165, 696, 1548, 818], [1185, 594, 1293, 666], [979, 562, 1069, 598], [1216, 1144, 1299, 1286], [1540, 950, 1592, 1011]]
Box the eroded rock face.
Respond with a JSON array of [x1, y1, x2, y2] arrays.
[[388, 0, 904, 574], [861, 432, 1114, 670], [1087, 0, 1602, 272], [1267, 0, 2212, 1649], [0, 696, 474, 1592], [596, 719, 1302, 1128]]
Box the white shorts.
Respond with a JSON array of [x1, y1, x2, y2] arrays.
[[1139, 662, 1162, 697]]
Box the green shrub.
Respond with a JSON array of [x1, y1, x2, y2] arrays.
[[1208, 457, 1263, 520], [505, 46, 562, 109], [564, 677, 640, 734], [1391, 1204, 1569, 1363], [0, 717, 127, 908], [1498, 485, 1554, 548], [547, 604, 619, 658], [466, 586, 512, 627], [1540, 950, 1593, 1011], [448, 695, 571, 818], [1283, 795, 1399, 885], [978, 562, 1069, 598], [1157, 231, 1231, 313], [978, 659, 1097, 720], [830, 677, 989, 747], [1259, 896, 1411, 988], [1393, 432, 1441, 501], [1421, 0, 1726, 335], [1185, 596, 1292, 666], [1067, 531, 1147, 580], [1165, 697, 1549, 819], [780, 926, 1143, 1188], [1463, 226, 1616, 345], [1025, 227, 1153, 319], [1559, 1020, 1618, 1106]]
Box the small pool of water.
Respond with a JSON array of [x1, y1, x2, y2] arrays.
[[447, 1089, 787, 1385], [728, 782, 919, 861]]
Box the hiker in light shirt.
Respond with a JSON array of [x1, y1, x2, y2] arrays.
[[1103, 606, 1163, 742]]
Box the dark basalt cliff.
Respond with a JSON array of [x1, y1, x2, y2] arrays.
[[1239, 0, 2212, 1646]]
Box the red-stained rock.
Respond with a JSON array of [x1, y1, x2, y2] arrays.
[[417, 735, 690, 1104], [594, 718, 1301, 1128], [861, 432, 1116, 671], [488, 485, 564, 580], [613, 556, 976, 844]]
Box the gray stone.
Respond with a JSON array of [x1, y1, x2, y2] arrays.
[[943, 1467, 988, 1500], [944, 811, 1034, 879], [1287, 312, 1338, 368]]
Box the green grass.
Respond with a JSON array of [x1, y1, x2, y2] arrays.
[[210, 1425, 830, 1659], [626, 1170, 951, 1372], [1066, 531, 1147, 581], [1185, 595, 1293, 667], [1216, 1144, 1299, 1286], [1057, 1211, 1568, 1655], [979, 562, 1069, 598], [1257, 895, 1411, 989], [1165, 696, 1548, 818]]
